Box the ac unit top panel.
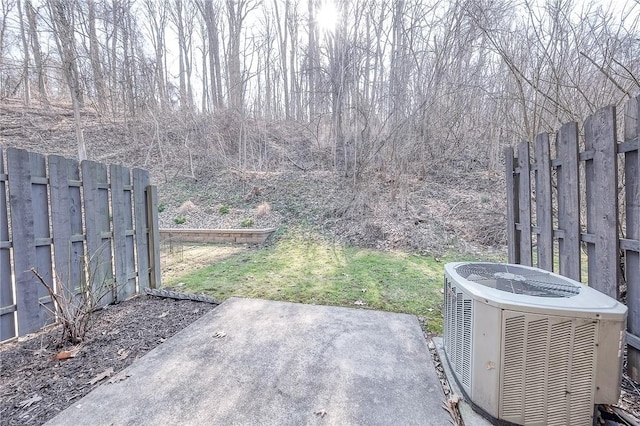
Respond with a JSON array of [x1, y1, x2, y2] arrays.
[[445, 262, 627, 319]]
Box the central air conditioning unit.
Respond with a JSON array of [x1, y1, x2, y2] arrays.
[[443, 262, 627, 426]]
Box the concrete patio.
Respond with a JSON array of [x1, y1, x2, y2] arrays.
[[46, 297, 453, 425]]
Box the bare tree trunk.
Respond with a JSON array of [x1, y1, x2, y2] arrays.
[[87, 0, 105, 111], [25, 0, 47, 105], [17, 0, 30, 106], [48, 0, 86, 160]]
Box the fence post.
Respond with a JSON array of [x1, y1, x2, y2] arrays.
[[133, 169, 151, 291], [505, 147, 519, 264], [534, 133, 553, 271], [625, 96, 640, 380], [556, 122, 581, 281], [584, 106, 619, 299], [517, 141, 533, 266]]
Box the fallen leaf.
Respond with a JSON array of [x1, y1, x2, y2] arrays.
[[213, 331, 227, 338], [53, 347, 80, 360], [108, 371, 131, 384], [314, 410, 327, 418], [89, 367, 114, 385], [353, 300, 367, 306], [117, 348, 130, 360], [157, 311, 169, 319], [19, 394, 42, 408]]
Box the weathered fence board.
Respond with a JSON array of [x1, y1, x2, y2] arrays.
[[147, 186, 161, 289], [0, 149, 15, 341], [534, 133, 553, 271], [133, 169, 151, 291], [82, 161, 115, 306], [0, 149, 160, 343], [556, 122, 581, 281], [585, 107, 619, 299], [8, 148, 50, 335], [505, 99, 640, 380], [517, 141, 532, 266], [505, 147, 519, 264], [49, 155, 84, 300]]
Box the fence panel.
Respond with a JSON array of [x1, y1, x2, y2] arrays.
[[624, 97, 640, 378], [0, 148, 160, 343], [505, 98, 640, 379], [0, 149, 15, 341]]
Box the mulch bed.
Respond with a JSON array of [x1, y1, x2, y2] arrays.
[[0, 295, 216, 425]]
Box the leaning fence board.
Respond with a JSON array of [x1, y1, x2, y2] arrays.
[[7, 148, 48, 335], [111, 164, 136, 301], [517, 141, 532, 266], [585, 106, 619, 299], [133, 169, 151, 291], [534, 133, 553, 271], [555, 122, 581, 281], [82, 161, 114, 306], [0, 149, 15, 341], [147, 185, 161, 289], [625, 97, 640, 378]]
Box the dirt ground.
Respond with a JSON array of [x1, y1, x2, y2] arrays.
[[0, 295, 217, 425]]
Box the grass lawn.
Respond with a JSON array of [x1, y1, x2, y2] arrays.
[[164, 228, 502, 333]]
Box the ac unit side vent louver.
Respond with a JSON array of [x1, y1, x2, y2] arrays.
[[443, 277, 473, 391], [500, 315, 598, 425]]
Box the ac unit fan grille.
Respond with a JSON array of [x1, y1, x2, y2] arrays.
[[455, 263, 580, 297]]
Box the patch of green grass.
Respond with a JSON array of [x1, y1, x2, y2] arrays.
[[240, 218, 254, 228], [167, 229, 494, 333], [218, 204, 230, 215], [174, 216, 186, 225]]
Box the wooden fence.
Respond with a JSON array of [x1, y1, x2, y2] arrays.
[[0, 147, 161, 342], [505, 97, 640, 379]]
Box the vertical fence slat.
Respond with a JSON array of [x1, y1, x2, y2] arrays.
[[147, 185, 161, 289], [133, 169, 151, 291], [556, 122, 581, 281], [0, 149, 16, 341], [82, 160, 114, 306], [585, 106, 619, 298], [111, 164, 136, 301], [7, 148, 47, 335], [505, 147, 519, 264], [625, 97, 640, 379], [517, 141, 532, 266], [30, 153, 55, 322], [535, 133, 553, 271], [50, 155, 84, 300]]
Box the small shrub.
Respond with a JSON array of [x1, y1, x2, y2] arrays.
[[240, 218, 254, 228], [256, 202, 271, 217], [218, 204, 230, 215], [174, 216, 187, 225], [158, 203, 166, 213], [480, 195, 490, 204]]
